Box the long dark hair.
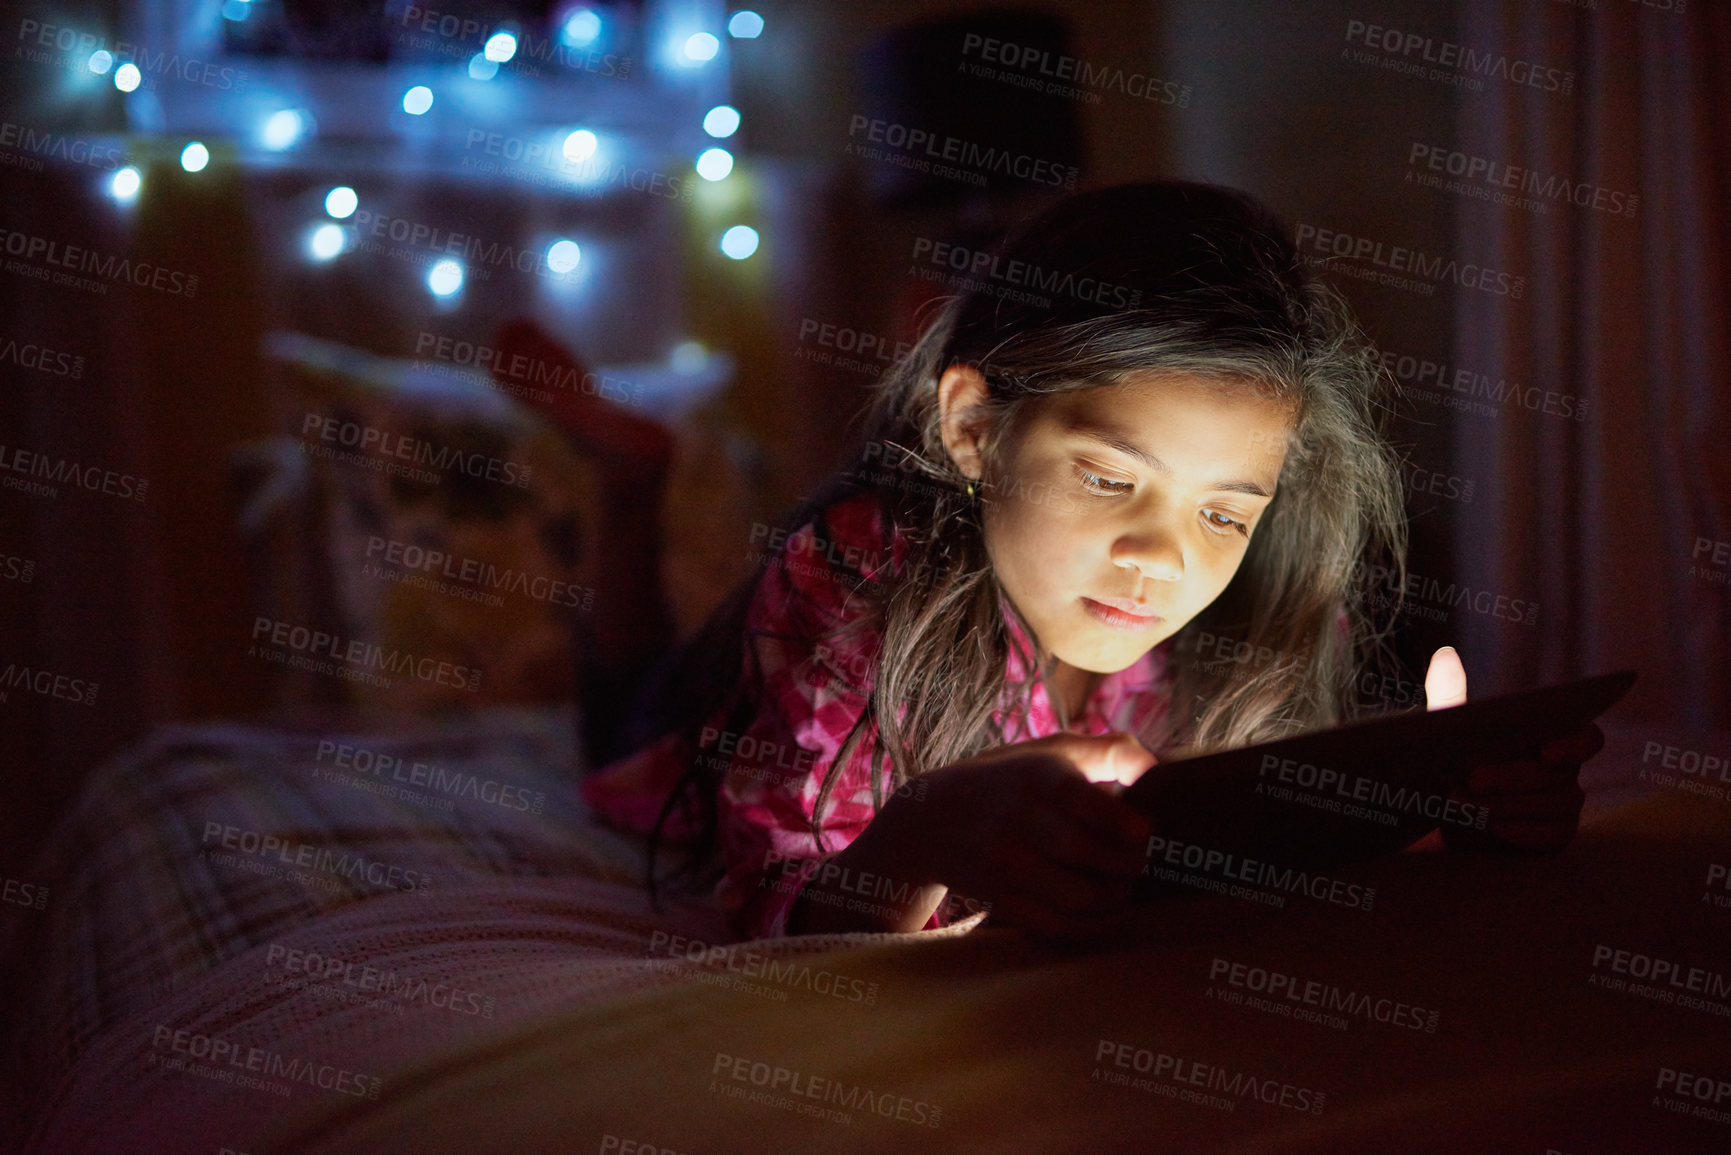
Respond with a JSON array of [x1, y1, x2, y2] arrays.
[[641, 180, 1409, 901]]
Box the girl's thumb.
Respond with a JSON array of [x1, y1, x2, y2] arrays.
[[1071, 731, 1157, 786]]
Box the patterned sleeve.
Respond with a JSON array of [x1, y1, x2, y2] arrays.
[[711, 495, 946, 940]]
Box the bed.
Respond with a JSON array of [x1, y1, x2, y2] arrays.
[[5, 708, 1729, 1153]]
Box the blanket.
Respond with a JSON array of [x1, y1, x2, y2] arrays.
[[10, 715, 1730, 1152]]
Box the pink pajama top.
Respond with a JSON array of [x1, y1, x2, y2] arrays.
[[582, 490, 1179, 940]]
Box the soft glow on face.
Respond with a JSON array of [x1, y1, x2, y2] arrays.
[[703, 105, 740, 138], [179, 142, 210, 172], [308, 223, 346, 261], [960, 373, 1291, 677], [428, 259, 464, 296], [402, 86, 434, 115], [562, 9, 601, 46], [545, 240, 581, 274], [695, 148, 734, 182], [87, 50, 113, 75], [262, 109, 306, 150], [683, 32, 720, 61], [109, 166, 141, 202], [728, 11, 765, 38], [562, 129, 598, 162], [324, 186, 358, 219], [720, 226, 758, 260], [484, 31, 518, 62], [114, 63, 142, 92]]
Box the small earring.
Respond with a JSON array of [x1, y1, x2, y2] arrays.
[[964, 478, 979, 499]]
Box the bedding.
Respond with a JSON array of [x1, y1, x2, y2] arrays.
[[0, 705, 650, 1140], [6, 714, 1728, 1152]]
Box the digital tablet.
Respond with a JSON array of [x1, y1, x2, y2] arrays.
[[1123, 668, 1637, 882]]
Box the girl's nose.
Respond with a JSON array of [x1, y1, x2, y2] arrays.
[[1112, 530, 1184, 582]]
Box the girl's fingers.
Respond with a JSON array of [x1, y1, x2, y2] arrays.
[[1043, 732, 1158, 786], [1025, 806, 1147, 880], [1467, 757, 1581, 794], [1483, 817, 1578, 851], [1468, 725, 1604, 791], [1015, 858, 1136, 919], [988, 892, 1120, 941], [1424, 647, 1468, 710], [1474, 783, 1585, 821], [1541, 723, 1605, 765], [1050, 770, 1153, 845]]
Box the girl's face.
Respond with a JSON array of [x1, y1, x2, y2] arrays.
[[942, 368, 1293, 675]]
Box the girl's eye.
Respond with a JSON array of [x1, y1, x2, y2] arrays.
[[1203, 508, 1249, 538], [1078, 469, 1132, 496]]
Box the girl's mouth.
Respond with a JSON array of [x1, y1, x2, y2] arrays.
[[1081, 597, 1165, 631]]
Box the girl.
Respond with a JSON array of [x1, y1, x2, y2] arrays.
[[573, 179, 1601, 942]]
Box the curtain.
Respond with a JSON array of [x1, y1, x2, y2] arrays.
[[1451, 0, 1729, 727]]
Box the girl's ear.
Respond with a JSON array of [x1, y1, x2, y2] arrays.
[[937, 364, 991, 481]]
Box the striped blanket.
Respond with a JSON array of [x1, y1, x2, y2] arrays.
[[0, 707, 750, 1148]]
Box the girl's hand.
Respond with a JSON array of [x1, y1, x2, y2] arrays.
[[1424, 647, 1601, 853], [919, 732, 1156, 940]]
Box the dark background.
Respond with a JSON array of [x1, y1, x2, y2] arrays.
[[1, 0, 1726, 889]]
